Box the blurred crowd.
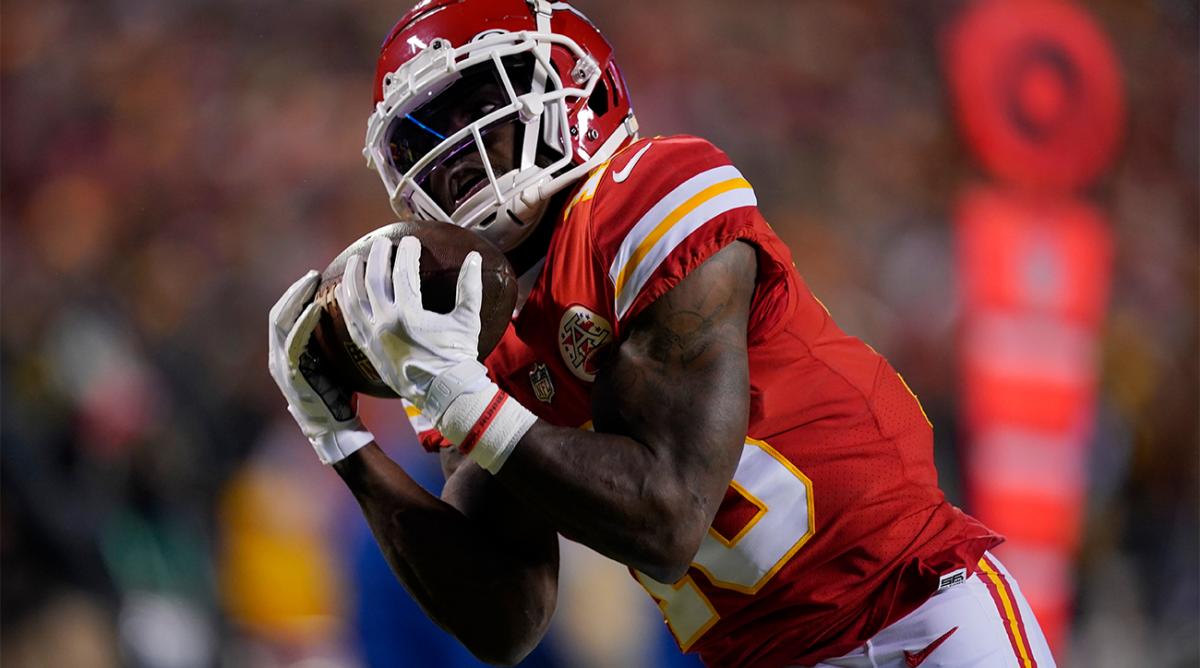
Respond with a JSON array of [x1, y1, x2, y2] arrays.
[[2, 0, 1196, 666]]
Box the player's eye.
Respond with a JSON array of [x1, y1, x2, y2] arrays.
[[388, 141, 410, 170], [452, 99, 500, 129]]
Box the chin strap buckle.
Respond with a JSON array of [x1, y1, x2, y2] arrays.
[[571, 56, 599, 85], [624, 112, 640, 139]]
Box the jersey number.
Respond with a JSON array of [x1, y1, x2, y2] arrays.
[[635, 438, 814, 649]]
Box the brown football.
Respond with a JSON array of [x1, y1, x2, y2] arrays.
[[310, 221, 517, 398]]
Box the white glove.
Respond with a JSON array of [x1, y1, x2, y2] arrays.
[[268, 271, 374, 465], [336, 236, 491, 419], [338, 236, 535, 473]]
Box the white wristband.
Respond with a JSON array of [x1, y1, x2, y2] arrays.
[[306, 421, 375, 465], [436, 382, 537, 474]]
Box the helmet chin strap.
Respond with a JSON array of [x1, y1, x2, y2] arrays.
[[475, 182, 549, 253], [513, 186, 550, 224], [499, 112, 637, 248]]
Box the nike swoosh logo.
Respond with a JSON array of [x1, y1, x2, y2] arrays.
[[903, 627, 958, 667], [611, 144, 652, 183]]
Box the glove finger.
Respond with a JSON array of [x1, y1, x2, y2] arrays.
[[269, 271, 320, 344], [394, 236, 423, 311], [454, 251, 484, 321], [337, 287, 367, 354], [285, 302, 323, 365], [365, 237, 395, 314], [338, 255, 372, 345]]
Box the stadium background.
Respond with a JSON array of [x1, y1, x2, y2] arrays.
[[1, 0, 1196, 666]]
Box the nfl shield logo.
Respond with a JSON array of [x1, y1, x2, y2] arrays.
[[529, 362, 555, 403]]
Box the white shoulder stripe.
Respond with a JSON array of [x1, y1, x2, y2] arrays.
[[608, 165, 743, 286], [612, 189, 757, 319], [608, 164, 755, 320]]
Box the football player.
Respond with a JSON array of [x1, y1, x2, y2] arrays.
[[267, 1, 1058, 666]]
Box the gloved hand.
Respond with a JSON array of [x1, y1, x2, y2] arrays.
[[268, 271, 374, 465], [337, 236, 491, 423]]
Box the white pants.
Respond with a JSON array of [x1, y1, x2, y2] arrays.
[[808, 552, 1056, 668]]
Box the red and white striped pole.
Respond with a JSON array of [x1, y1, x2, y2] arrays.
[[942, 0, 1124, 655]]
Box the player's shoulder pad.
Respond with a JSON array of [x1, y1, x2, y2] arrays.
[[587, 135, 759, 322], [592, 134, 741, 214]]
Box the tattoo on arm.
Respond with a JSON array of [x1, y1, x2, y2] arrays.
[[491, 243, 756, 580], [598, 242, 754, 441], [646, 278, 737, 366]]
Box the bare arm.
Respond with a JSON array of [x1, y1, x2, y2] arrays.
[[333, 443, 558, 666], [328, 240, 753, 663], [495, 241, 756, 582]]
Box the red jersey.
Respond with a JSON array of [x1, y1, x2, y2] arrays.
[[413, 135, 1000, 666]]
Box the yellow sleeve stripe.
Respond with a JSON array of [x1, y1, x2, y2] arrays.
[[609, 164, 756, 319], [612, 177, 750, 296]]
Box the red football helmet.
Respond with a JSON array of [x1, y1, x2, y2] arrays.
[[364, 0, 638, 251]]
